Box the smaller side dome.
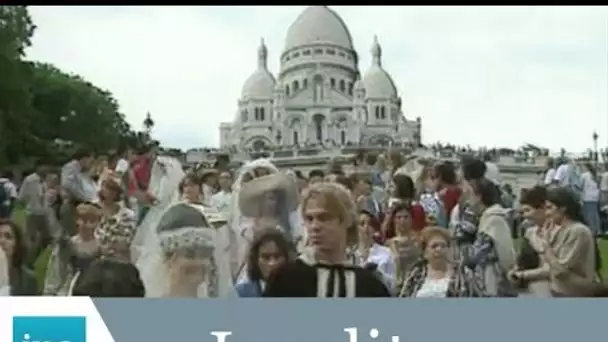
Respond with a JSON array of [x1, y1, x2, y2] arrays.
[[241, 38, 277, 99], [361, 35, 397, 99]]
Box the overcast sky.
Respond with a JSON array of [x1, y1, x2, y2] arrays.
[[25, 6, 608, 152]]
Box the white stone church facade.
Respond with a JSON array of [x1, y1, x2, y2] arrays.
[[219, 6, 421, 151]]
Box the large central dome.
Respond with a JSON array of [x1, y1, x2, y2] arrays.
[[284, 6, 355, 52]]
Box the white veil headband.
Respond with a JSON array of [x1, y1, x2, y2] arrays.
[[136, 202, 232, 298], [131, 156, 185, 263]]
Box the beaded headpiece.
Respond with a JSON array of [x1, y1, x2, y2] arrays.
[[158, 227, 215, 256], [156, 203, 218, 256]]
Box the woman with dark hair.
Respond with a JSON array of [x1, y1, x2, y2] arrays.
[[383, 203, 422, 291], [431, 162, 461, 222], [466, 178, 517, 297], [179, 173, 203, 204], [71, 258, 145, 297], [353, 210, 395, 292], [0, 220, 37, 295], [538, 187, 600, 296], [234, 229, 294, 297], [508, 186, 552, 297], [387, 174, 426, 231], [450, 158, 486, 265]]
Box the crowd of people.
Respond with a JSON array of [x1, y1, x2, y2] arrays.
[[0, 142, 606, 298]]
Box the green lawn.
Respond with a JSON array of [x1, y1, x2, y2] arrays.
[[9, 209, 608, 290]]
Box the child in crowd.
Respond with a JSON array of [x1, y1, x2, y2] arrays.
[[43, 203, 101, 296]]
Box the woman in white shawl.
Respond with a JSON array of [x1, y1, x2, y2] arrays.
[[230, 159, 302, 281], [130, 155, 185, 263], [0, 247, 9, 296]]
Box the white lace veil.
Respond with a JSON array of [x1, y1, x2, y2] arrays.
[[131, 156, 185, 263], [0, 247, 9, 296], [229, 159, 278, 277], [229, 158, 279, 232], [136, 202, 232, 297], [231, 161, 304, 281], [238, 173, 299, 238]]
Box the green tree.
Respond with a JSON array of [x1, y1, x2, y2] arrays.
[[0, 6, 37, 165], [0, 6, 136, 166], [24, 62, 135, 161]]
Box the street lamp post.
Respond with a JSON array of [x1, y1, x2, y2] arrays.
[[593, 131, 599, 167]]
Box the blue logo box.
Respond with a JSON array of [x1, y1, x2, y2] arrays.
[[13, 316, 86, 342]]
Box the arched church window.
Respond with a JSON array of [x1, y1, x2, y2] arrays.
[[303, 50, 311, 56], [285, 85, 290, 96], [380, 106, 386, 120], [340, 131, 346, 145], [293, 131, 299, 145], [347, 82, 353, 96], [374, 106, 380, 119], [293, 80, 299, 92], [303, 78, 308, 89], [313, 75, 324, 102], [254, 108, 259, 121], [330, 78, 336, 88], [339, 80, 345, 92], [313, 114, 324, 142], [259, 108, 265, 121]]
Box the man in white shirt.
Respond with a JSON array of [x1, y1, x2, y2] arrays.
[[552, 158, 571, 186], [543, 158, 556, 185], [18, 162, 53, 266], [0, 170, 18, 218], [599, 164, 608, 203]]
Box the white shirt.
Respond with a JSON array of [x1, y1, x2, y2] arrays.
[[600, 172, 608, 192], [210, 190, 233, 214], [115, 158, 129, 174], [553, 164, 570, 185], [581, 171, 600, 202], [0, 178, 17, 198], [543, 168, 556, 185], [415, 276, 450, 298], [484, 162, 502, 185], [355, 243, 396, 291]]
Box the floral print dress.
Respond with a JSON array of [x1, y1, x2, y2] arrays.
[[450, 200, 479, 263], [95, 204, 137, 257]]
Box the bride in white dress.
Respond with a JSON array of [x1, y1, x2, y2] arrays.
[[130, 155, 184, 263], [136, 202, 233, 297]]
